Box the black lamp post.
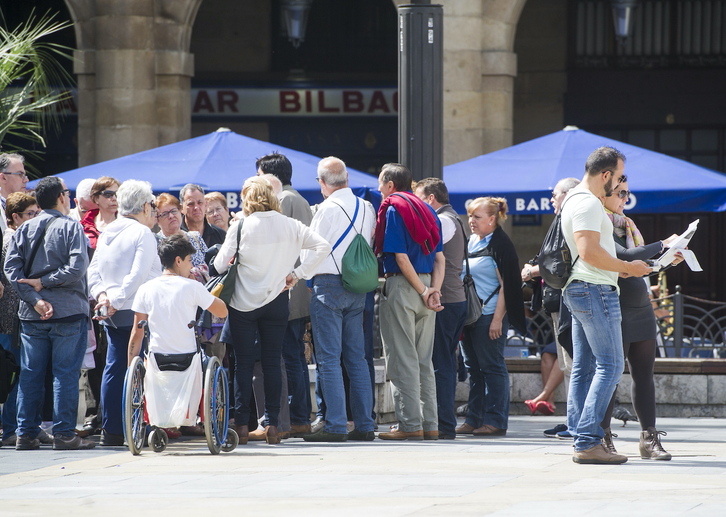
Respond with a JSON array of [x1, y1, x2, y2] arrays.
[[398, 1, 444, 181], [281, 0, 313, 48]]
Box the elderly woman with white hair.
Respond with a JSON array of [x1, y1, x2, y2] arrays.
[[88, 180, 162, 446]]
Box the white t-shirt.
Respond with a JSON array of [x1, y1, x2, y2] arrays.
[[560, 187, 618, 288], [132, 275, 215, 354]]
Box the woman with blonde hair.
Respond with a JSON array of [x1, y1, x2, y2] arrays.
[[213, 177, 330, 445], [456, 197, 525, 437]]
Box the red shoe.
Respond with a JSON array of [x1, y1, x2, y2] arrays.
[[536, 401, 555, 416], [524, 400, 538, 415], [163, 427, 182, 439]]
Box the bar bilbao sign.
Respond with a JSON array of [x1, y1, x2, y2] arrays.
[[192, 88, 398, 117]]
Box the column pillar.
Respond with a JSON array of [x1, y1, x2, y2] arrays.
[[64, 0, 201, 166]]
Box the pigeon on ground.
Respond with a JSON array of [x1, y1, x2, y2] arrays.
[[612, 402, 639, 427]]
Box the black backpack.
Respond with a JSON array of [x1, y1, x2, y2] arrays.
[[0, 348, 20, 404], [536, 192, 587, 290]]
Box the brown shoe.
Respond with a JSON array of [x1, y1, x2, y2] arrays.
[[472, 424, 506, 437], [248, 428, 266, 441], [235, 425, 248, 445], [602, 427, 618, 454], [289, 423, 312, 437], [455, 423, 475, 435], [265, 425, 281, 445], [640, 427, 672, 461], [573, 443, 628, 464], [378, 429, 424, 441], [423, 430, 439, 441]]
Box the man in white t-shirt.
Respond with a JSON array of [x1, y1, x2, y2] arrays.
[[128, 235, 228, 430], [560, 146, 651, 465]]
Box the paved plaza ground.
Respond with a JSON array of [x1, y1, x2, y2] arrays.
[[1, 416, 725, 516]]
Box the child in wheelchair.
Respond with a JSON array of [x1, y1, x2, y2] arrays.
[[128, 234, 228, 431]]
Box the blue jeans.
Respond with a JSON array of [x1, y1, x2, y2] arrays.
[[282, 317, 312, 425], [432, 301, 467, 437], [310, 275, 374, 434], [17, 318, 87, 438], [101, 325, 134, 436], [1, 334, 19, 436], [461, 313, 510, 430], [564, 281, 624, 451]]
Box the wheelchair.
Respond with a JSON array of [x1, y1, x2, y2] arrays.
[[121, 321, 238, 455]]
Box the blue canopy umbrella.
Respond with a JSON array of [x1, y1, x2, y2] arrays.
[[443, 127, 726, 214], [33, 128, 380, 208]]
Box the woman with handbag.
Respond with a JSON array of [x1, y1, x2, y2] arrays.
[[456, 197, 525, 437], [213, 177, 329, 445]]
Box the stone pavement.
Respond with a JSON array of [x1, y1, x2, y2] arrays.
[[1, 416, 725, 516]]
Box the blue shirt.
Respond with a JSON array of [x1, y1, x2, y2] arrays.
[[381, 204, 443, 274], [464, 233, 499, 315]]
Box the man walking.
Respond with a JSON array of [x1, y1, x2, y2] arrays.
[[302, 157, 376, 442], [375, 163, 445, 441], [414, 178, 467, 440], [257, 153, 314, 436], [561, 147, 650, 464], [5, 177, 94, 450]]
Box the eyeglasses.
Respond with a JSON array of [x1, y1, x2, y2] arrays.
[[617, 189, 631, 200], [551, 190, 563, 198], [62, 189, 71, 196], [20, 210, 40, 218], [206, 206, 225, 216], [157, 207, 179, 219], [3, 171, 27, 178], [100, 190, 117, 198], [602, 171, 628, 184]]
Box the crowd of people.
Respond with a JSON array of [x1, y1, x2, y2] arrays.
[[0, 147, 681, 463]]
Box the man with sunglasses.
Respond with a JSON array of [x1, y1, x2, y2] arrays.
[[0, 153, 29, 234], [559, 146, 651, 465]]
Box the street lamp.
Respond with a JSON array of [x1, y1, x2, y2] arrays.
[[281, 0, 313, 48], [610, 0, 639, 42]]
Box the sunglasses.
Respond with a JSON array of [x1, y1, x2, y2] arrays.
[[100, 190, 117, 198], [149, 200, 157, 211], [617, 189, 631, 200], [602, 171, 628, 184]]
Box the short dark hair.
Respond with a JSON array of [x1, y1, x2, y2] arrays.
[[380, 163, 412, 192], [415, 177, 449, 204], [158, 233, 196, 270], [585, 147, 626, 177], [256, 153, 292, 185], [35, 177, 64, 210]]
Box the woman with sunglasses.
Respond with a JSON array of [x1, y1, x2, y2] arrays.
[[0, 192, 41, 446], [81, 176, 120, 252], [88, 180, 161, 446], [599, 181, 682, 460]]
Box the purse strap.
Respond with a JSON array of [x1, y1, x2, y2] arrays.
[[456, 217, 500, 305], [232, 218, 243, 265], [329, 197, 362, 275]]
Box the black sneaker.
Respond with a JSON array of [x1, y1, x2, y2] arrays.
[[16, 435, 41, 450], [302, 430, 348, 442], [100, 431, 125, 446], [544, 423, 568, 438], [53, 434, 96, 450], [347, 429, 376, 441]]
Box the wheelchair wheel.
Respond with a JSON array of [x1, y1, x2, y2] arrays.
[[122, 356, 146, 455], [148, 427, 168, 453], [222, 428, 239, 453], [203, 356, 229, 455]]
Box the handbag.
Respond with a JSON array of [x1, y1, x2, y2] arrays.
[[207, 219, 242, 304], [457, 219, 483, 326]]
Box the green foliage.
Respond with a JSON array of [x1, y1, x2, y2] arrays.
[[0, 10, 74, 174]]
